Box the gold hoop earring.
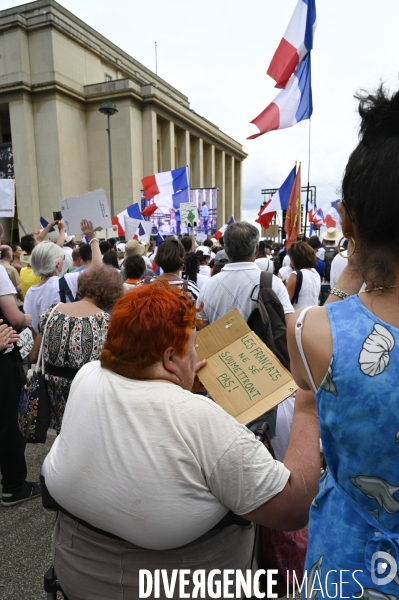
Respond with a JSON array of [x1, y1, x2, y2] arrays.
[[337, 236, 355, 259]]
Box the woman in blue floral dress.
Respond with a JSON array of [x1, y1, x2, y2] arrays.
[[288, 86, 399, 599], [30, 265, 123, 433]]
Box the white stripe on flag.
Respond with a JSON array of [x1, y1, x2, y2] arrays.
[[275, 75, 302, 129]]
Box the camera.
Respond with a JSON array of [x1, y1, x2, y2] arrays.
[[53, 211, 62, 222]]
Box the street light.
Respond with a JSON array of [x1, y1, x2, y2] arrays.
[[98, 101, 118, 218]]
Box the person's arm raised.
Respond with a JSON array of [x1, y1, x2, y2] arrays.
[[80, 220, 102, 267], [55, 219, 66, 248], [241, 388, 320, 530], [36, 219, 58, 244]]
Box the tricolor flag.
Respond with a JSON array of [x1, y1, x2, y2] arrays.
[[312, 200, 342, 231], [260, 167, 297, 215], [214, 216, 234, 241], [133, 221, 151, 244], [267, 0, 316, 89], [284, 164, 302, 247], [141, 202, 158, 217], [142, 167, 189, 209], [248, 53, 312, 139], [39, 217, 55, 233], [112, 203, 143, 236]]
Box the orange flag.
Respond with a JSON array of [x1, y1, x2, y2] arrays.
[[284, 164, 301, 248]]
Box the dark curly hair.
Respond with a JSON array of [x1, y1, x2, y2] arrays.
[[77, 265, 123, 311], [342, 85, 399, 285]]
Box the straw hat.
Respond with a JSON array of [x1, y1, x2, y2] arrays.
[[322, 227, 342, 242], [124, 240, 145, 258]]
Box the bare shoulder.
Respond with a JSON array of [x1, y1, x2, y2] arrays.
[[287, 305, 332, 391]]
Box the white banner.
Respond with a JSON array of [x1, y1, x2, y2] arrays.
[[59, 189, 111, 234], [0, 179, 15, 217]]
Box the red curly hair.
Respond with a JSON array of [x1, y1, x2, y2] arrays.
[[101, 280, 199, 379]]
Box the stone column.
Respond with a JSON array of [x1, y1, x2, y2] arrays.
[[9, 95, 40, 234], [161, 120, 175, 171], [234, 159, 242, 221], [176, 129, 190, 171], [190, 136, 203, 188], [225, 154, 235, 221], [204, 143, 215, 187], [215, 149, 225, 227], [142, 108, 158, 176]]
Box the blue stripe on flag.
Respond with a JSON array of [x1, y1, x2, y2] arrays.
[[126, 203, 143, 220], [279, 167, 297, 211], [138, 222, 146, 236], [156, 233, 164, 247], [295, 54, 313, 124], [171, 167, 189, 194], [304, 0, 316, 51], [40, 217, 55, 232], [172, 187, 190, 209]]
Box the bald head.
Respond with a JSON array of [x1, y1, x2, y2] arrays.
[[0, 245, 12, 262]]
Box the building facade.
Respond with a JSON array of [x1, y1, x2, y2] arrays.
[[0, 0, 246, 239]]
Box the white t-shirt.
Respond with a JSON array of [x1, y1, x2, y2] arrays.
[[196, 273, 210, 290], [282, 254, 291, 267], [23, 276, 60, 333], [63, 246, 73, 271], [255, 257, 273, 272], [289, 268, 321, 310], [42, 361, 289, 550], [63, 271, 80, 300], [279, 265, 293, 282], [330, 251, 347, 289], [0, 265, 17, 353], [197, 262, 294, 323], [199, 264, 211, 277]]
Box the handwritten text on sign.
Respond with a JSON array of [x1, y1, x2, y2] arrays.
[[215, 334, 283, 401]]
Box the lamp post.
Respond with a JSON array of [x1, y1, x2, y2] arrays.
[[98, 101, 118, 218]]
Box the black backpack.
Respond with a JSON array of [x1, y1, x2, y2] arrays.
[[324, 247, 338, 282], [246, 271, 290, 438], [247, 271, 290, 370]]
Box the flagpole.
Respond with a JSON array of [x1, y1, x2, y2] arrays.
[[304, 118, 311, 237]]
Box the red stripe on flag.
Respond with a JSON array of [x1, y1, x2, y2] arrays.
[[141, 203, 158, 217], [267, 39, 299, 89], [142, 175, 160, 201], [112, 215, 124, 237], [247, 102, 280, 140]]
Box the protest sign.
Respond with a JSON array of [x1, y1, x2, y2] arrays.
[[196, 309, 297, 425], [0, 179, 15, 217], [59, 189, 111, 234], [17, 328, 34, 359], [180, 202, 198, 229]]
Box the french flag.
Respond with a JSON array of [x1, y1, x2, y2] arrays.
[[39, 217, 55, 233], [267, 0, 316, 89], [133, 222, 151, 243], [248, 53, 312, 139], [259, 167, 297, 214], [112, 203, 143, 236], [214, 216, 234, 241], [142, 167, 189, 209]]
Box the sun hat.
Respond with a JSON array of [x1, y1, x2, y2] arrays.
[[124, 239, 146, 257], [322, 227, 342, 242]]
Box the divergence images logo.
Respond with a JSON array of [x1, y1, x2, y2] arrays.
[[371, 551, 397, 586]]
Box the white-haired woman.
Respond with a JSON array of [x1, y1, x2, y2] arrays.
[[23, 241, 65, 334], [24, 220, 100, 333]]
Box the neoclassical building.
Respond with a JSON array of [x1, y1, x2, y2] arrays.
[[0, 0, 246, 239]]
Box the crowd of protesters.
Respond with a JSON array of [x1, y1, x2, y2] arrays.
[[0, 85, 399, 599]]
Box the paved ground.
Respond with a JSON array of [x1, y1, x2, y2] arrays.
[[0, 430, 58, 600], [0, 430, 300, 600]]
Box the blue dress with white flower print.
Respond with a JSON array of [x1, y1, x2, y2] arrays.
[[303, 295, 399, 600]]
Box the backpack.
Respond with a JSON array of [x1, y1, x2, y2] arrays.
[[58, 276, 76, 303], [246, 271, 291, 439], [324, 247, 338, 282], [247, 271, 290, 370]]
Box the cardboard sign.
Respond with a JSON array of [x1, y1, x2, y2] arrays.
[[59, 189, 111, 234], [196, 309, 297, 425], [180, 202, 199, 227], [17, 327, 34, 359]]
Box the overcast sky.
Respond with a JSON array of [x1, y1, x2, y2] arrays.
[[5, 0, 399, 223]]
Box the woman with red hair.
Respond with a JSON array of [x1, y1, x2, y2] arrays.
[[42, 282, 320, 599]]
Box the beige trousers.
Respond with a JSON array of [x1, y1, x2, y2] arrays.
[[53, 512, 255, 599]]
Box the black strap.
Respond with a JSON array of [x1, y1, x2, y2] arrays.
[[291, 269, 303, 305], [58, 277, 75, 303], [259, 270, 273, 290], [45, 364, 80, 379]]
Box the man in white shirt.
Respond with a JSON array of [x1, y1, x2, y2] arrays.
[[197, 221, 294, 325]]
